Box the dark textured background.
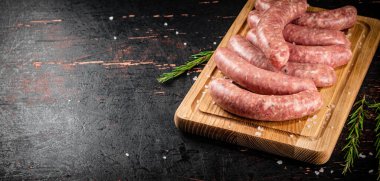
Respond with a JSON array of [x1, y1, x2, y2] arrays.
[[0, 0, 379, 180]]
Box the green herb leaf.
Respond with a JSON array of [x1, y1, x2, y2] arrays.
[[342, 95, 368, 175], [157, 51, 214, 83], [370, 102, 380, 180]]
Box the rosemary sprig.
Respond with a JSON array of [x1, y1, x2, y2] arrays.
[[342, 95, 369, 175], [157, 51, 214, 83], [369, 102, 380, 180]]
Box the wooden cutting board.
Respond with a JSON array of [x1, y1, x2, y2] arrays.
[[174, 0, 380, 164]]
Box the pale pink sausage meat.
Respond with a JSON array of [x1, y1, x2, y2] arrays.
[[282, 62, 336, 87], [288, 43, 352, 68], [247, 10, 262, 29], [229, 35, 336, 87], [228, 35, 278, 72], [248, 11, 350, 46], [256, 0, 308, 68], [209, 78, 323, 121], [255, 0, 307, 12], [214, 48, 317, 95], [283, 24, 350, 46], [255, 0, 275, 12], [294, 5, 357, 30], [246, 29, 259, 47]]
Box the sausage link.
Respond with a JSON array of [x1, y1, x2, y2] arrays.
[[288, 43, 352, 68], [247, 10, 261, 29], [255, 0, 307, 12], [282, 62, 336, 87], [294, 5, 357, 30], [230, 35, 336, 87], [209, 78, 323, 121], [228, 35, 278, 72], [248, 12, 350, 46], [255, 0, 275, 12], [256, 0, 308, 69], [214, 47, 317, 95], [246, 28, 259, 47], [283, 24, 350, 46]]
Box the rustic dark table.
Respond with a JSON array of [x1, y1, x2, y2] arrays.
[[0, 0, 379, 180]]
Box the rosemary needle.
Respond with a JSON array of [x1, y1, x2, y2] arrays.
[[157, 51, 214, 83], [369, 102, 380, 180], [342, 95, 369, 175]]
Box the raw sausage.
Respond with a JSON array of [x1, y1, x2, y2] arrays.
[[214, 47, 317, 95], [255, 0, 307, 12], [294, 5, 357, 30], [247, 10, 261, 29], [256, 0, 308, 68], [288, 43, 352, 68], [255, 0, 275, 12], [283, 24, 350, 46], [209, 78, 323, 121], [248, 12, 350, 46], [228, 35, 336, 87], [282, 62, 336, 87], [246, 28, 259, 47], [228, 35, 278, 72]]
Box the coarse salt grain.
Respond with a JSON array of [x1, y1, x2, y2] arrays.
[[164, 22, 168, 26], [109, 16, 114, 20], [205, 85, 209, 89], [255, 132, 262, 137], [369, 169, 374, 173], [369, 152, 373, 156], [277, 160, 283, 165], [113, 36, 117, 40], [163, 156, 167, 159], [184, 42, 187, 46], [186, 72, 190, 76], [125, 153, 129, 157], [193, 76, 197, 81], [213, 42, 217, 45], [175, 31, 179, 35], [314, 171, 319, 175], [330, 170, 334, 174], [257, 126, 264, 131], [289, 134, 294, 138], [319, 168, 324, 173], [359, 153, 366, 158]]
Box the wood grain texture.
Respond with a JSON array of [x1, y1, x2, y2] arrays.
[[175, 0, 380, 164]]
